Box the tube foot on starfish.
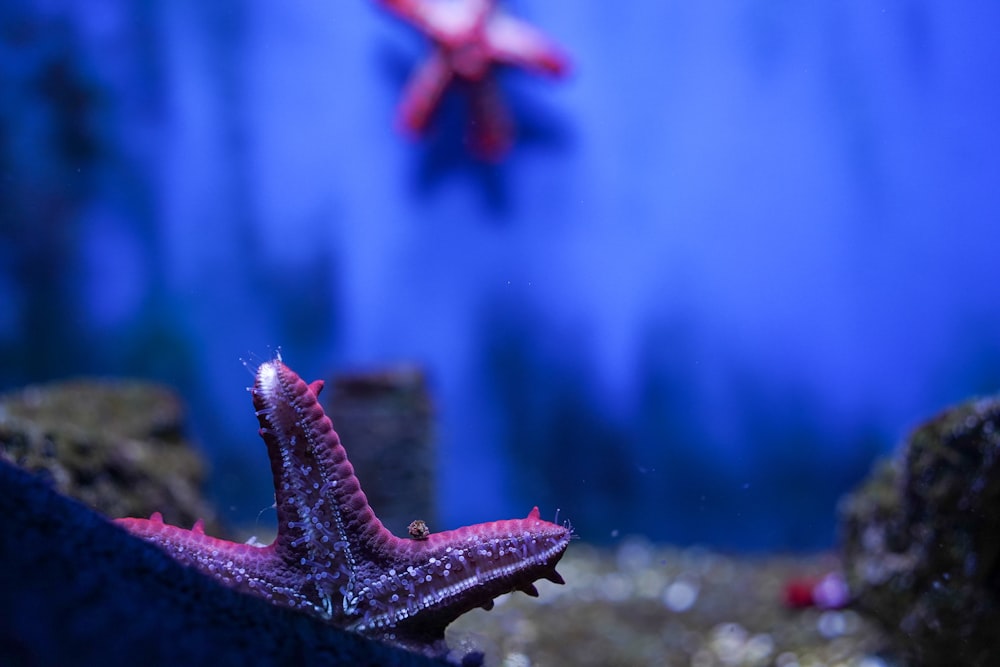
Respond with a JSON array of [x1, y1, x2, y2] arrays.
[[116, 354, 572, 658]]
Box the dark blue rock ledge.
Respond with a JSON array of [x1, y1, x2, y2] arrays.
[[0, 460, 451, 667]]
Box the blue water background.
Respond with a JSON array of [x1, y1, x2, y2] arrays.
[[2, 1, 999, 549]]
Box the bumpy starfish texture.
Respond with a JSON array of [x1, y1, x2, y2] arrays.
[[116, 357, 571, 656], [375, 0, 570, 159]]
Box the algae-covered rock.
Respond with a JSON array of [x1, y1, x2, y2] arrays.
[[840, 396, 1000, 666], [0, 378, 220, 534]]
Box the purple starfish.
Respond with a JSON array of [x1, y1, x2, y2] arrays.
[[116, 356, 571, 657]]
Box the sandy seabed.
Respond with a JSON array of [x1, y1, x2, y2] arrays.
[[449, 539, 894, 667]]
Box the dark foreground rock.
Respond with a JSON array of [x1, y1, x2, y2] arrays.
[[0, 459, 450, 667], [840, 395, 1000, 666]]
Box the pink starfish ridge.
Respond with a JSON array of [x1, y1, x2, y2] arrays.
[[377, 0, 570, 159], [116, 357, 571, 657]]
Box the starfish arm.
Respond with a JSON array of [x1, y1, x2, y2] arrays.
[[253, 360, 396, 567], [349, 507, 570, 646], [397, 49, 454, 134], [373, 0, 425, 23], [376, 0, 484, 43], [466, 76, 514, 160], [114, 514, 317, 609], [485, 12, 570, 76]]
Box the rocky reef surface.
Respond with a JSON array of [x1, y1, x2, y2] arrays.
[[0, 377, 222, 535], [840, 395, 1000, 666]]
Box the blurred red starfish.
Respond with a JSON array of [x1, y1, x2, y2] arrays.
[[376, 0, 570, 160]]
